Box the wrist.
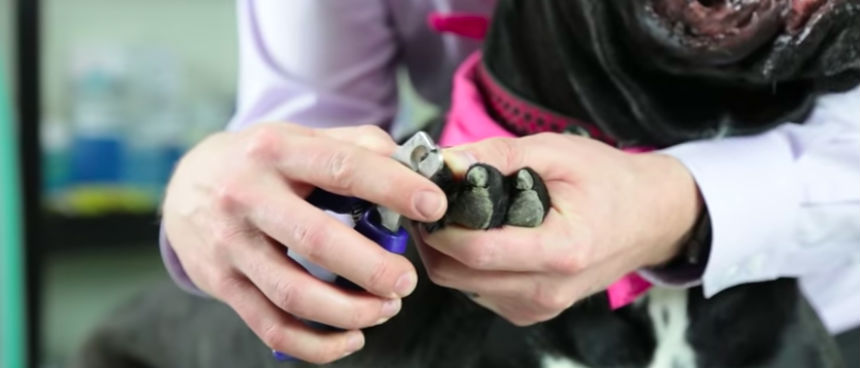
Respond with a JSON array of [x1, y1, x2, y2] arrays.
[[631, 153, 704, 267]]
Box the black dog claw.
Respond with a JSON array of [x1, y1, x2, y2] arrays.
[[505, 168, 551, 227], [427, 163, 551, 232], [446, 164, 510, 230]]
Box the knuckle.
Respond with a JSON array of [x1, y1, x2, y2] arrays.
[[213, 274, 245, 298], [212, 179, 247, 213], [505, 311, 540, 327], [347, 304, 372, 329], [366, 256, 391, 292], [531, 132, 568, 149], [245, 125, 283, 163], [323, 148, 356, 191], [359, 125, 388, 140], [425, 263, 452, 287], [422, 251, 453, 286], [209, 223, 246, 254], [290, 220, 328, 262], [534, 132, 563, 144], [490, 138, 524, 172], [356, 126, 395, 153], [547, 251, 582, 275], [533, 284, 571, 312], [273, 280, 301, 313], [509, 318, 533, 327], [492, 303, 537, 327], [462, 245, 493, 270], [260, 322, 288, 350], [532, 311, 562, 324], [313, 342, 342, 365]]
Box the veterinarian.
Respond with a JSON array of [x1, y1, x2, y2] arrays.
[[159, 0, 860, 364]]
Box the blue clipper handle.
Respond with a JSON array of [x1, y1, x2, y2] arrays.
[[273, 190, 410, 362], [306, 188, 368, 214]]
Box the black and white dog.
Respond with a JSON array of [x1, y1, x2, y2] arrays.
[[75, 0, 857, 367]]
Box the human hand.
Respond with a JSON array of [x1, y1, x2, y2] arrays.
[[417, 133, 702, 326], [161, 123, 447, 363]]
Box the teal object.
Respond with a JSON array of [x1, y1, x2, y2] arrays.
[[1, 58, 26, 368]]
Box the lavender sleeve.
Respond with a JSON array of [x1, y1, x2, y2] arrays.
[[160, 0, 400, 292], [639, 87, 860, 302], [159, 225, 207, 296]]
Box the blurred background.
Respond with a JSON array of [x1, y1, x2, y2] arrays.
[[1, 1, 436, 367], [12, 1, 238, 367]]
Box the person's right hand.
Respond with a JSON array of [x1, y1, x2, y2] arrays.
[[161, 123, 447, 364]]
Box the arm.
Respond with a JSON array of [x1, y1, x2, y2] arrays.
[[229, 0, 399, 131], [156, 3, 449, 357], [414, 87, 858, 328], [645, 86, 860, 297], [162, 0, 401, 293]]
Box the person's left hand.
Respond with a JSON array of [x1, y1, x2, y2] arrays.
[[416, 133, 703, 326]]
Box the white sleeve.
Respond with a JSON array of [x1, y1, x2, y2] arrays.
[[657, 87, 860, 299]]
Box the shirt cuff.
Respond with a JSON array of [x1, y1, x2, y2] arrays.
[[637, 209, 710, 289], [659, 129, 800, 298], [160, 224, 208, 297]]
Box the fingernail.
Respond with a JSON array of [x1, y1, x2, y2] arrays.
[[414, 190, 445, 219], [378, 299, 402, 323], [443, 150, 477, 175], [344, 333, 365, 355], [394, 272, 417, 297]]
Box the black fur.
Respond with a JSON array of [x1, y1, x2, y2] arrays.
[[483, 0, 860, 147], [686, 279, 842, 368], [72, 272, 840, 368]]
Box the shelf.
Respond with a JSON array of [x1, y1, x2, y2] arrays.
[[41, 211, 161, 250]]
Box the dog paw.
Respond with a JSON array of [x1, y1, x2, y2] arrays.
[[505, 168, 550, 227], [446, 164, 509, 230]]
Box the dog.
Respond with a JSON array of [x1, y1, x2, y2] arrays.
[[74, 0, 857, 367]]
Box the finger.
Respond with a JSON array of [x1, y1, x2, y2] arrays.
[[469, 294, 559, 327], [319, 125, 398, 156], [426, 231, 634, 308], [415, 238, 537, 299], [216, 275, 365, 364], [415, 239, 570, 325], [244, 128, 446, 222], [441, 137, 530, 176], [242, 123, 397, 156], [442, 134, 581, 180], [235, 236, 403, 329], [420, 209, 587, 273], [247, 176, 418, 298]]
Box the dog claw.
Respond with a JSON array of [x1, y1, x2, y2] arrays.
[[505, 168, 550, 227], [432, 164, 550, 231], [446, 164, 509, 230]]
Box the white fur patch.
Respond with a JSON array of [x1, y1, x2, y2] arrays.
[[540, 354, 591, 368], [646, 287, 697, 368]]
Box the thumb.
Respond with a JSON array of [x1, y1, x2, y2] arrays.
[[442, 137, 527, 177]]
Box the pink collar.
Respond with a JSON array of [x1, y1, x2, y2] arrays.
[[439, 51, 652, 309]]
